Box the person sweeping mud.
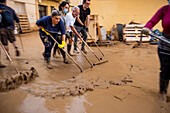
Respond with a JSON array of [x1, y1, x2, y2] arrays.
[[0, 0, 20, 57], [53, 1, 70, 58], [0, 4, 6, 68], [36, 10, 66, 69], [65, 6, 82, 55], [141, 0, 170, 102], [73, 0, 91, 54]]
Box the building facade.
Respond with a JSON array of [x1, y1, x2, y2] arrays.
[[6, 0, 168, 31]]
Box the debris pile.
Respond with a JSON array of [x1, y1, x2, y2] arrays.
[[0, 67, 38, 92]]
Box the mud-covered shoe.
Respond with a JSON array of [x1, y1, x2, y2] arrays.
[[73, 49, 79, 53], [53, 54, 57, 58], [159, 92, 167, 103], [15, 49, 20, 56], [81, 48, 87, 54], [0, 63, 7, 68], [45, 61, 53, 69], [68, 52, 74, 56], [63, 58, 69, 64]]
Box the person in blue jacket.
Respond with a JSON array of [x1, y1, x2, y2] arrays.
[[0, 3, 6, 68], [36, 10, 67, 69], [0, 0, 20, 57]]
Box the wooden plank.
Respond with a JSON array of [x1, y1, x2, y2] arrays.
[[125, 24, 144, 27], [22, 29, 31, 31], [17, 13, 27, 16], [19, 16, 28, 19], [124, 31, 141, 34], [19, 20, 29, 22], [21, 27, 28, 29], [17, 13, 31, 33], [22, 24, 29, 27], [125, 37, 150, 42]]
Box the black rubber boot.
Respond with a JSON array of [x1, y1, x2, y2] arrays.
[[60, 48, 68, 64], [160, 79, 169, 94], [15, 47, 20, 56], [67, 44, 73, 56], [159, 79, 169, 102], [45, 57, 53, 69]]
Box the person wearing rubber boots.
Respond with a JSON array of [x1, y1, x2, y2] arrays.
[[53, 1, 70, 58], [65, 6, 82, 55], [36, 10, 66, 69], [141, 0, 170, 102], [73, 0, 91, 54]]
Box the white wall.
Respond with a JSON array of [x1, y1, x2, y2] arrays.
[[7, 0, 37, 30]]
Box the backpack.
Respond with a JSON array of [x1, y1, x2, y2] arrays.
[[1, 10, 13, 27]]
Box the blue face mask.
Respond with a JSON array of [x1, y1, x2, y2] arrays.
[[168, 0, 170, 4], [63, 9, 68, 14]]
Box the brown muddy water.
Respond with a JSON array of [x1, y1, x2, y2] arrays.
[[0, 31, 170, 113]]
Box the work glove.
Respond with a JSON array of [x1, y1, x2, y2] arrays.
[[82, 25, 86, 29], [66, 31, 71, 38], [41, 28, 50, 35], [82, 25, 88, 32], [85, 27, 89, 32], [141, 27, 150, 36], [58, 41, 66, 48]]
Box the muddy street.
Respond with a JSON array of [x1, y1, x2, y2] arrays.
[[0, 31, 170, 113]]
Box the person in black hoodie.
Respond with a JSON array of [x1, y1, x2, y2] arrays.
[[73, 0, 91, 54]]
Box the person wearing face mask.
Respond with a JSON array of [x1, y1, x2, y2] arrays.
[[53, 1, 70, 59], [73, 0, 91, 54], [141, 0, 170, 102], [36, 10, 66, 69], [65, 6, 82, 55]]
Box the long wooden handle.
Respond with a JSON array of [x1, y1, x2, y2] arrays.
[[0, 41, 19, 74], [70, 37, 93, 68], [87, 31, 105, 57], [80, 37, 101, 61], [49, 35, 83, 72], [149, 33, 170, 45]]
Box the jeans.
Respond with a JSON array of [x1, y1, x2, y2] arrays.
[[74, 25, 87, 50], [39, 31, 65, 61], [53, 35, 66, 59], [158, 48, 170, 93]]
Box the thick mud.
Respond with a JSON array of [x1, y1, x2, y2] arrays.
[[0, 67, 38, 92], [0, 31, 170, 113]]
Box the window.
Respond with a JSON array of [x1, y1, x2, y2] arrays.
[[39, 5, 47, 19], [51, 6, 55, 13]]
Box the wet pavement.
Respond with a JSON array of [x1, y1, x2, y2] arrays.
[[0, 31, 170, 113]]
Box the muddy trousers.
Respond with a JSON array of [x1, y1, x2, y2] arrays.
[[39, 31, 65, 61], [53, 34, 72, 58], [74, 25, 87, 50], [53, 44, 66, 59], [158, 48, 170, 94], [54, 44, 71, 55]]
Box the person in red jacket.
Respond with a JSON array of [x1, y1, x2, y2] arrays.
[[141, 0, 170, 102]]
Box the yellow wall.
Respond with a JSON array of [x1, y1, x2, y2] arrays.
[[70, 0, 168, 31]]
